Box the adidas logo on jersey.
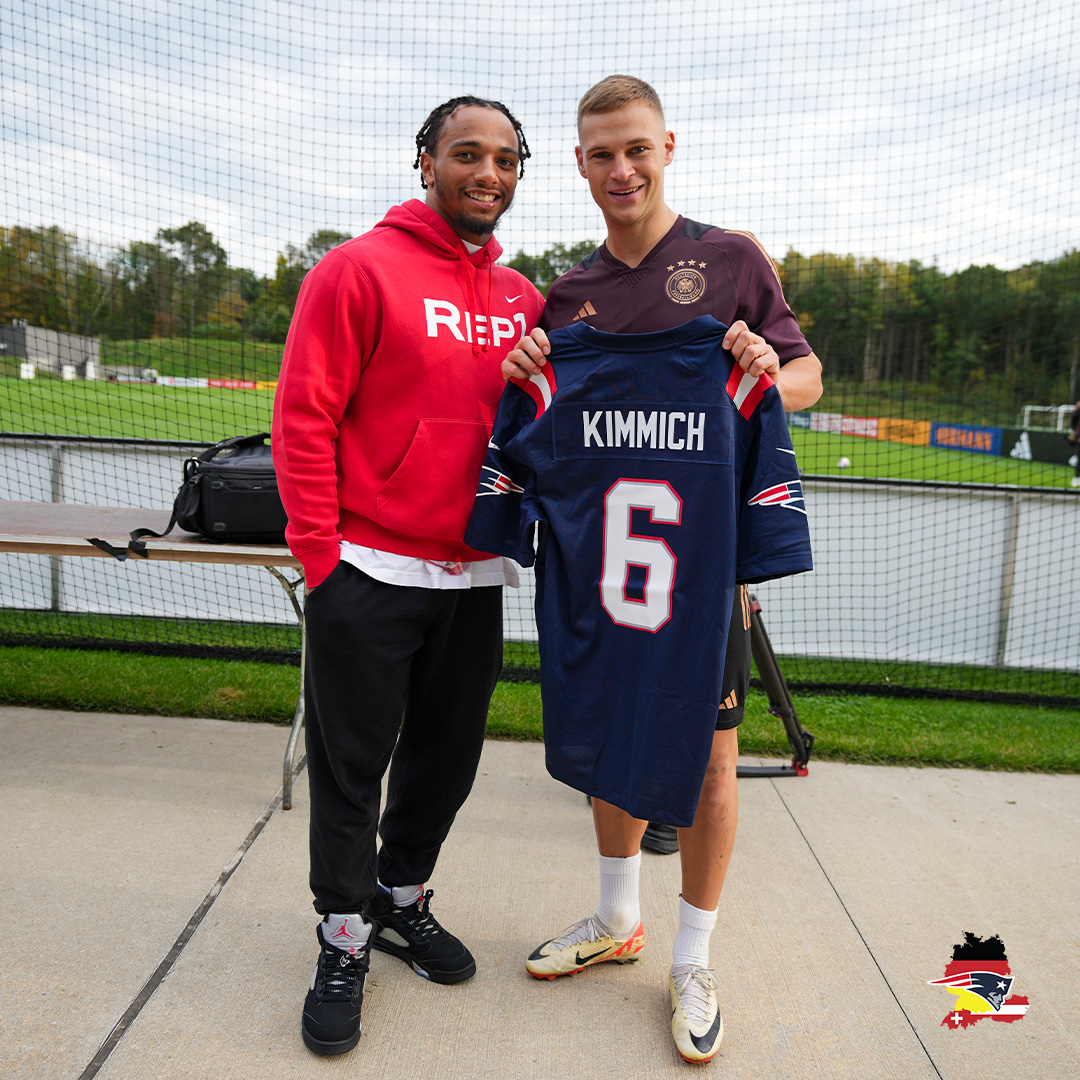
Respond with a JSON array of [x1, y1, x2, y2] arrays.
[[573, 301, 597, 321]]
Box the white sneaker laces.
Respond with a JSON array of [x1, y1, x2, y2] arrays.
[[549, 915, 611, 950], [671, 965, 718, 1027]]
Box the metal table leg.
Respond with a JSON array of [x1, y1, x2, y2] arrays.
[[265, 567, 306, 809]]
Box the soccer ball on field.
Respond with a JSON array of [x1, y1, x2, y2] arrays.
[[837, 457, 851, 468]]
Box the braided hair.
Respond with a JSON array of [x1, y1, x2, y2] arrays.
[[413, 96, 531, 189]]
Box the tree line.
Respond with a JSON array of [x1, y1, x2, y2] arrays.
[[0, 223, 349, 347], [2, 223, 1078, 410]]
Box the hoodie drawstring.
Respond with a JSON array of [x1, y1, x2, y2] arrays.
[[377, 202, 506, 358], [484, 248, 494, 353], [455, 243, 494, 356]]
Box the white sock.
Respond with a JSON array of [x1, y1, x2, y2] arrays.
[[322, 913, 372, 955], [594, 852, 641, 936], [671, 895, 717, 971], [381, 882, 424, 907]]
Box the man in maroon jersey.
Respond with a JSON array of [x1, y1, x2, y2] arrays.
[[505, 75, 822, 1063]]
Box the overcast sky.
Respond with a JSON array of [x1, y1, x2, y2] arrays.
[[2, 0, 1077, 276]]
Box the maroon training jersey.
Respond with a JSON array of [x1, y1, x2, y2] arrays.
[[541, 216, 811, 363]]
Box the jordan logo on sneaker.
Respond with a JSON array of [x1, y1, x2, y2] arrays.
[[331, 918, 357, 942], [574, 301, 597, 321]]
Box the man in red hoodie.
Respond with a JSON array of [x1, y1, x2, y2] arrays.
[[272, 97, 543, 1056]]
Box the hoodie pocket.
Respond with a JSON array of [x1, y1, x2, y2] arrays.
[[376, 418, 490, 540]]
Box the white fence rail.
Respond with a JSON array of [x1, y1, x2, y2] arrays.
[[1, 438, 1078, 672]]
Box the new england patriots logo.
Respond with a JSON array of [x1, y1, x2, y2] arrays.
[[927, 970, 1014, 1011], [748, 478, 806, 515], [477, 463, 524, 497]]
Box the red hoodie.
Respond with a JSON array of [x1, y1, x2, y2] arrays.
[[272, 200, 544, 587]]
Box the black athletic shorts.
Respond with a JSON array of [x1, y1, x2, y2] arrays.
[[716, 585, 751, 730]]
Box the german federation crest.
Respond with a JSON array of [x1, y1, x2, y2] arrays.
[[666, 267, 706, 305]]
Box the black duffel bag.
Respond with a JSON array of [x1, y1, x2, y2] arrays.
[[129, 433, 288, 550]]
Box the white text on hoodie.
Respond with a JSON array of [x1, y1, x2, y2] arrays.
[[424, 299, 528, 348]]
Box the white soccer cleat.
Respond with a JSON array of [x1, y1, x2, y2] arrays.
[[526, 915, 644, 979], [669, 965, 723, 1063]]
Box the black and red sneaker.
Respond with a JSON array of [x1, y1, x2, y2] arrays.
[[301, 919, 372, 1056], [365, 887, 476, 984]]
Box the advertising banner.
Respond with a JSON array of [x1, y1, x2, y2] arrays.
[[1000, 427, 1076, 467], [878, 418, 932, 446], [930, 423, 1001, 455]]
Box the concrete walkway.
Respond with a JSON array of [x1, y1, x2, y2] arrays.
[[2, 705, 1077, 1080]]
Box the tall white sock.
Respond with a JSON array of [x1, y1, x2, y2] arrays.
[[594, 852, 641, 936], [671, 895, 717, 970]]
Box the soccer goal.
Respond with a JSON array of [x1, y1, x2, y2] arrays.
[[1019, 405, 1075, 432]]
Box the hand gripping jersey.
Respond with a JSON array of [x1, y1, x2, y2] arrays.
[[465, 316, 812, 825]]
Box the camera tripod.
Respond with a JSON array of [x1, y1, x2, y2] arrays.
[[737, 592, 814, 779]]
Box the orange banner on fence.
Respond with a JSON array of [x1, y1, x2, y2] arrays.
[[878, 418, 931, 446]]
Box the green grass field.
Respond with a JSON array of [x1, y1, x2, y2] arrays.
[[790, 428, 1073, 487], [100, 338, 286, 381], [0, 380, 273, 440], [3, 613, 1073, 703], [2, 644, 1077, 772], [3, 340, 1074, 768], [3, 340, 1075, 487]]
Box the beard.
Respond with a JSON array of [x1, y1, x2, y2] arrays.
[[432, 171, 513, 239]]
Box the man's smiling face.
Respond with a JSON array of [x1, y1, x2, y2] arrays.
[[575, 101, 674, 234], [422, 106, 520, 245]]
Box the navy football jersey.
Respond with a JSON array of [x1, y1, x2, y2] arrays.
[[465, 315, 812, 825]]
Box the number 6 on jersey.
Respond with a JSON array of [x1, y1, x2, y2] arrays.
[[600, 479, 682, 632]]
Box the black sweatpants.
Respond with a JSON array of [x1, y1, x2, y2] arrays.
[[303, 560, 503, 915]]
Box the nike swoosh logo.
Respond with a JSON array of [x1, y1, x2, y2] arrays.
[[506, 294, 524, 303], [575, 947, 609, 965], [690, 1011, 722, 1052]]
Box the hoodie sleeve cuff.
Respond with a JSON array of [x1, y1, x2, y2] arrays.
[[299, 545, 341, 590]]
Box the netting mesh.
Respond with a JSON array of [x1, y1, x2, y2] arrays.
[[2, 1, 1078, 702]]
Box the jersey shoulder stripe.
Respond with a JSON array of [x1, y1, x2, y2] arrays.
[[726, 365, 774, 419], [721, 228, 786, 290], [512, 362, 558, 416]]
